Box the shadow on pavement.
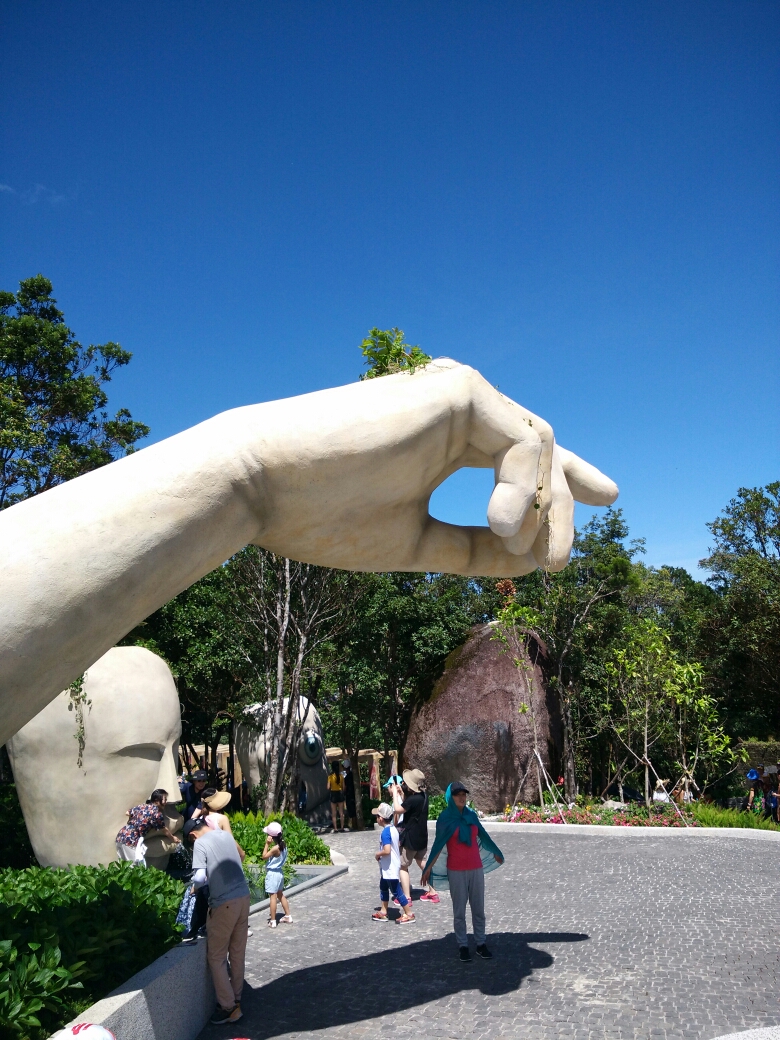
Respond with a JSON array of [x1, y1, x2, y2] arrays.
[[224, 930, 588, 1038]]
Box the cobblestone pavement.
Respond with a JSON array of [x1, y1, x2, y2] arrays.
[[196, 828, 780, 1040]]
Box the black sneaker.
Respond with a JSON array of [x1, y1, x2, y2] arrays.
[[210, 1004, 243, 1025], [459, 946, 471, 962], [475, 944, 493, 959], [180, 935, 197, 945]]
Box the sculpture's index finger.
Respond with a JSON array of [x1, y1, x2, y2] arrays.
[[557, 446, 619, 506]]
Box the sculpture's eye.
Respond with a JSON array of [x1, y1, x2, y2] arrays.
[[298, 733, 322, 766]]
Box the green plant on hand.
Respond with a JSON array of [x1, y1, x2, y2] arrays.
[[359, 328, 432, 380]]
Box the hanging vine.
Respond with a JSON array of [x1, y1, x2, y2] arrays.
[[67, 672, 91, 770]]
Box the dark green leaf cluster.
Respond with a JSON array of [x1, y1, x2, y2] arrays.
[[0, 863, 185, 1039], [0, 786, 36, 869], [0, 275, 149, 508]]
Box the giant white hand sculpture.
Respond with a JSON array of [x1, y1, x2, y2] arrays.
[[0, 359, 617, 744]]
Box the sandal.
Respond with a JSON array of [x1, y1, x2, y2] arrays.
[[396, 913, 415, 924], [371, 911, 389, 922], [280, 915, 293, 924], [267, 919, 277, 928]]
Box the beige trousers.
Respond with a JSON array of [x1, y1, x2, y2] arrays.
[[206, 894, 251, 1010]]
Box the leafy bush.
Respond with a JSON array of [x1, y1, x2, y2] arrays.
[[362, 794, 380, 825], [428, 793, 447, 819], [228, 811, 330, 865], [0, 863, 185, 1039], [0, 785, 36, 869], [690, 803, 780, 830]]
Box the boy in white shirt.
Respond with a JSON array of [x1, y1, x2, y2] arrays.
[[371, 802, 415, 924]]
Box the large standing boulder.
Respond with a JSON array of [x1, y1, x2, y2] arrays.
[[404, 623, 561, 811]]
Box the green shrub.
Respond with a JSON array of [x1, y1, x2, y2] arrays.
[[428, 793, 447, 819], [691, 803, 780, 831], [362, 795, 380, 826], [0, 863, 185, 1039], [227, 811, 330, 865], [0, 785, 36, 869]]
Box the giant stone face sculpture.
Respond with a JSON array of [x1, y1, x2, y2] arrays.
[[235, 696, 328, 813], [7, 647, 181, 868], [0, 360, 618, 745]]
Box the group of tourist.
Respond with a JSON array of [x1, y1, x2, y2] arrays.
[[746, 764, 780, 820], [176, 796, 291, 1024], [113, 774, 273, 1026], [112, 763, 505, 1029], [371, 768, 504, 962]]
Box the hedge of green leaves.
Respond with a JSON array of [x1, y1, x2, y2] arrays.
[[0, 863, 185, 1040], [228, 811, 330, 866], [427, 793, 447, 819], [0, 786, 36, 869]]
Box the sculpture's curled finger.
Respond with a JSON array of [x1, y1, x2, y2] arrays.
[[487, 442, 541, 541], [531, 446, 575, 571]]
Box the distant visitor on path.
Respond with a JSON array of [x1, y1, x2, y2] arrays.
[[115, 789, 180, 866], [185, 817, 250, 1026], [371, 802, 415, 924], [328, 760, 347, 831], [422, 781, 504, 962], [344, 759, 357, 829], [262, 821, 293, 927]]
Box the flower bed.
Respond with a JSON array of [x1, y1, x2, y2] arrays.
[[502, 803, 699, 827]]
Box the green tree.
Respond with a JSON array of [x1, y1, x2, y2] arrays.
[[323, 572, 485, 775], [601, 618, 732, 805], [700, 483, 780, 738], [359, 327, 432, 379], [0, 275, 149, 508], [122, 563, 247, 774], [500, 510, 642, 801]]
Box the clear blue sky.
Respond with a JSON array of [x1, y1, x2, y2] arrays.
[[2, 1, 778, 576]]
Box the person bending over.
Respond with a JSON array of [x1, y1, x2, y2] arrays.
[[185, 818, 250, 1025]]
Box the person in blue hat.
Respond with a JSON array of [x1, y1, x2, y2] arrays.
[[746, 768, 763, 813]]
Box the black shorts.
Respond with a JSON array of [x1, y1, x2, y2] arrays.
[[330, 792, 345, 803]]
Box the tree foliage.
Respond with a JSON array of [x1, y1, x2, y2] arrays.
[[699, 483, 780, 738], [0, 275, 149, 508]]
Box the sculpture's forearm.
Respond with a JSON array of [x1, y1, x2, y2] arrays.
[[0, 411, 266, 744]]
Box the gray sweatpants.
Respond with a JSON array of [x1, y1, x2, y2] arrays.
[[448, 868, 485, 947]]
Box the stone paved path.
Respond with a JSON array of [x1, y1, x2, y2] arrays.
[[196, 827, 780, 1040]]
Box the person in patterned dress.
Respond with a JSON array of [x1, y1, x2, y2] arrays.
[[115, 789, 180, 863]]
